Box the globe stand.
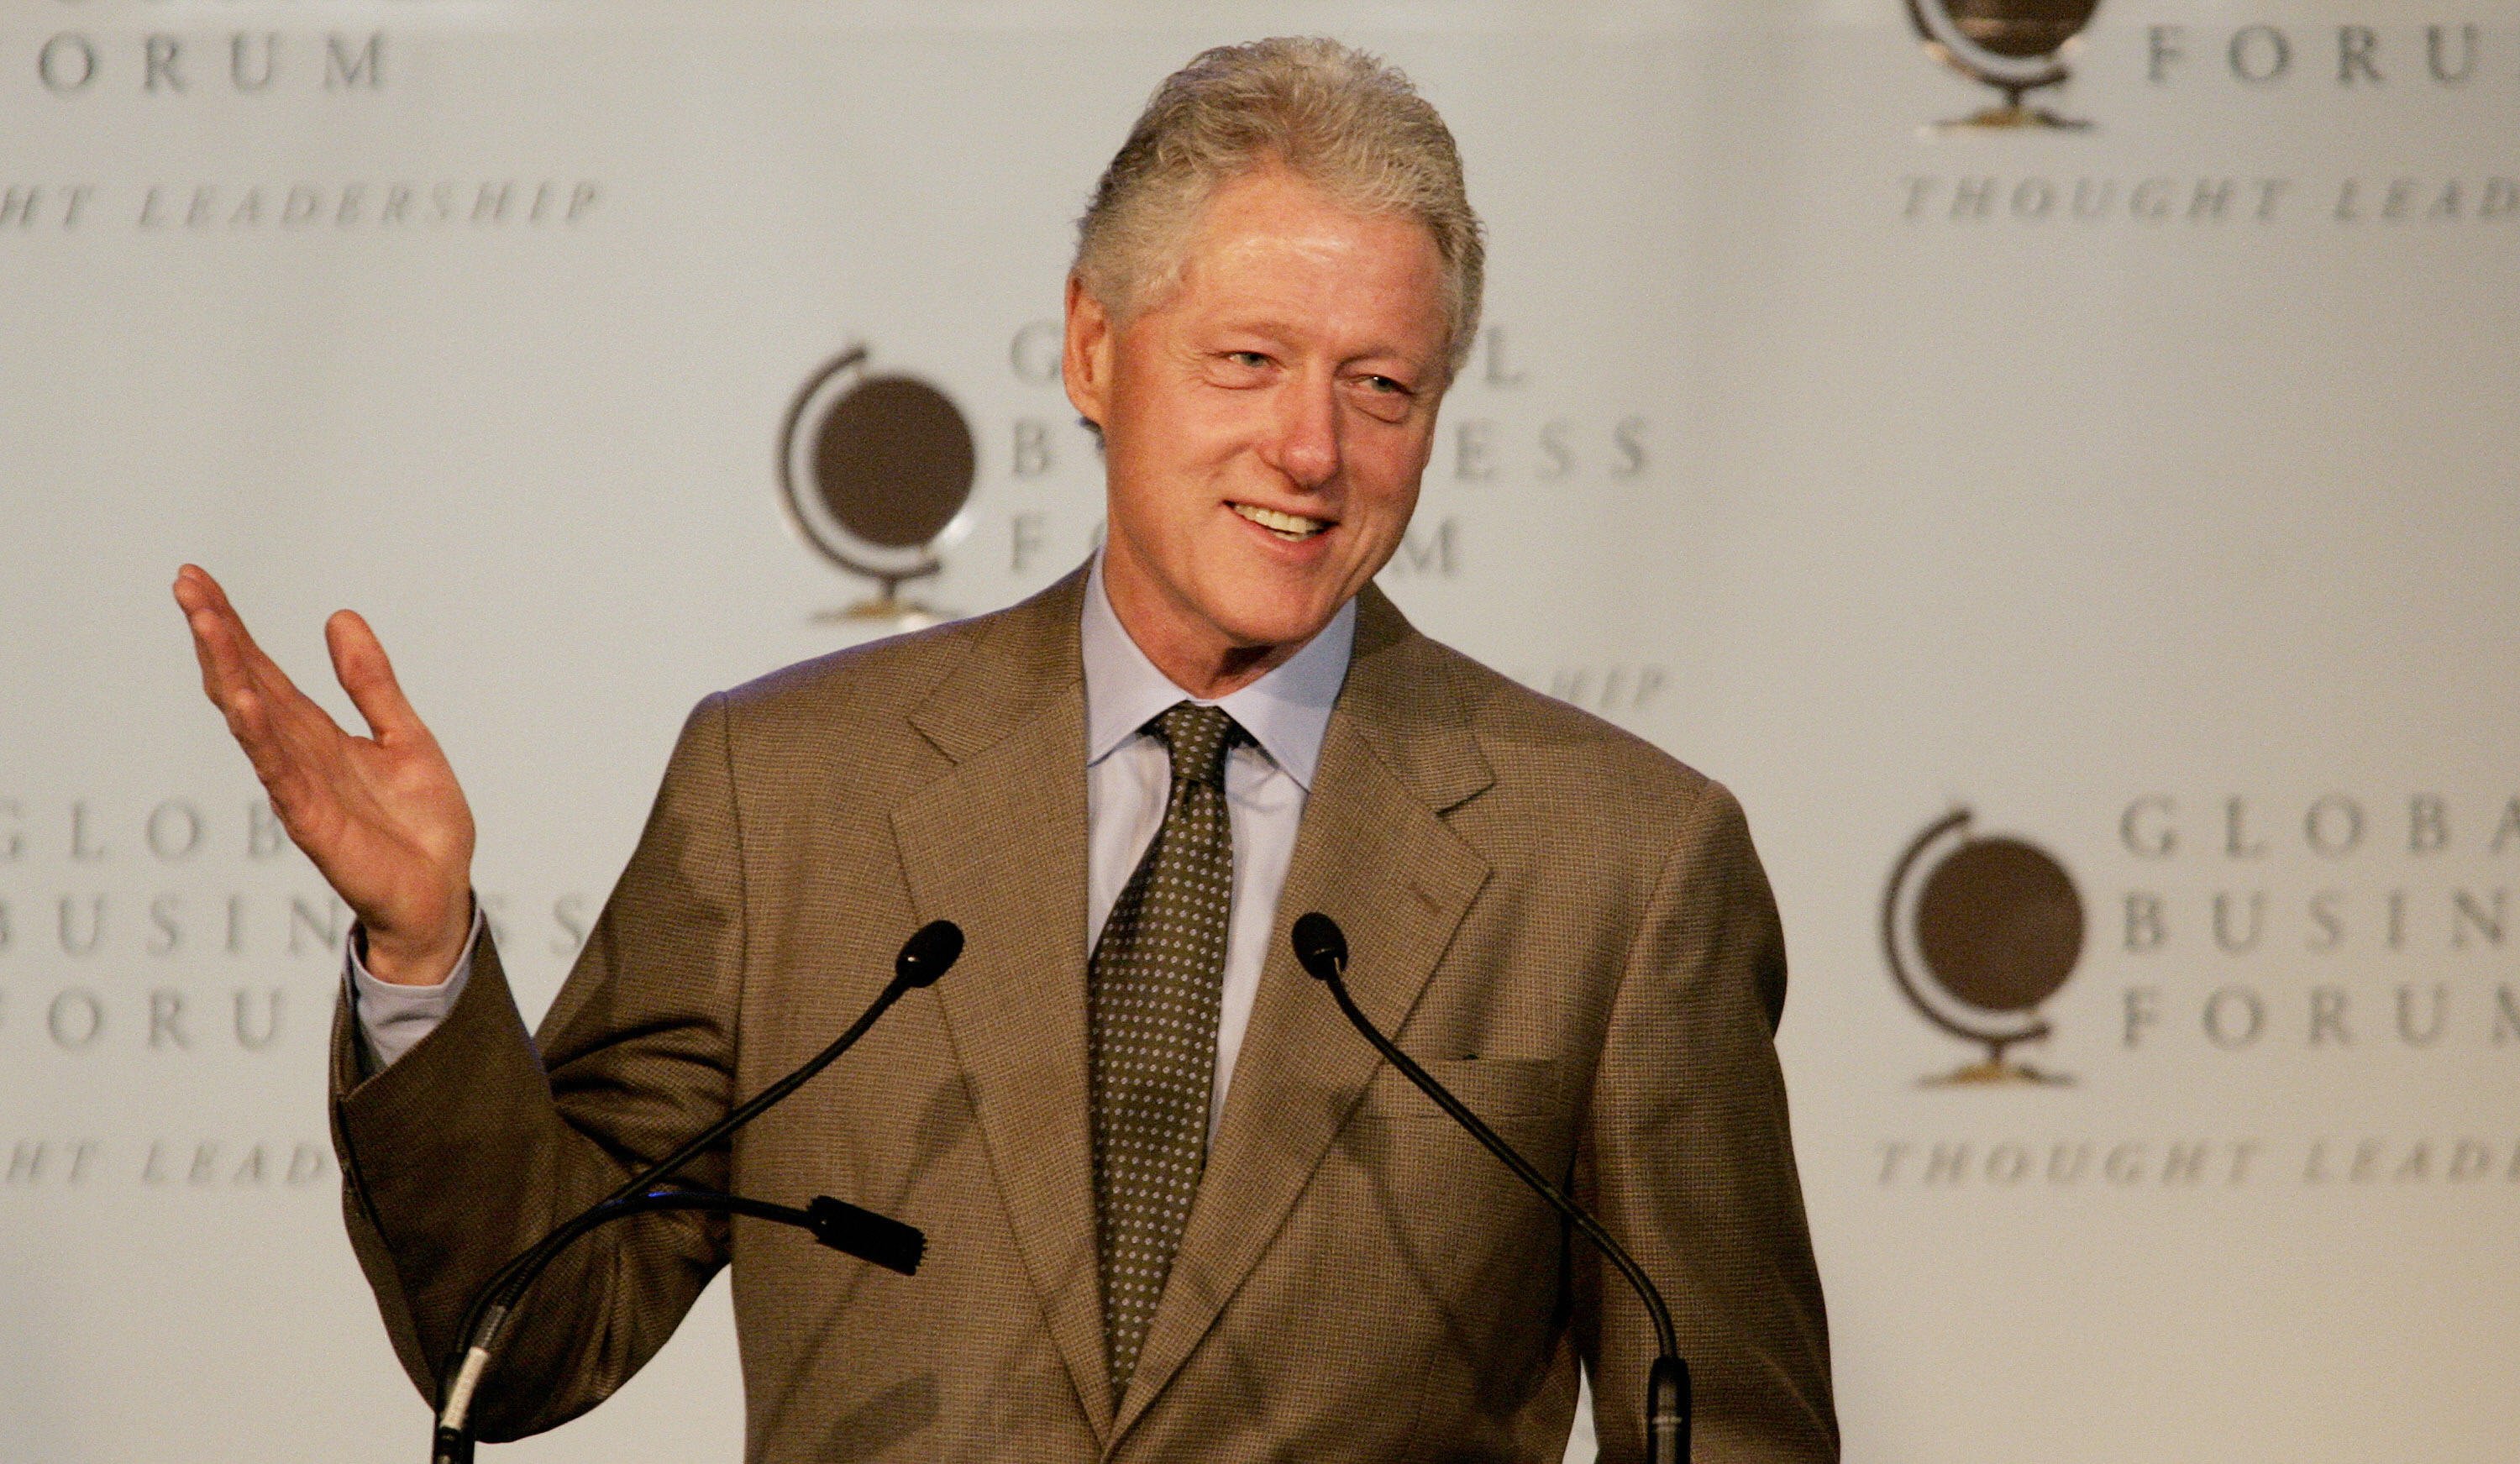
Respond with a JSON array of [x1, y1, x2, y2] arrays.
[[1933, 81, 2090, 133], [1916, 1021, 2073, 1086], [812, 571, 952, 632], [1923, 1049, 2072, 1088]]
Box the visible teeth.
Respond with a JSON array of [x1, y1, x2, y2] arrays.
[[1232, 503, 1329, 540]]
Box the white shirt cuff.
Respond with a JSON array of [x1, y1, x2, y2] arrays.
[[344, 907, 485, 1071]]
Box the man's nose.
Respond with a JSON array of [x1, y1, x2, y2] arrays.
[[1265, 374, 1340, 490]]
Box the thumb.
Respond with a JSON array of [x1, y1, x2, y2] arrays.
[[326, 610, 428, 744]]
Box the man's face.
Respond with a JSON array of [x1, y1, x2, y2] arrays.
[[1064, 168, 1452, 673]]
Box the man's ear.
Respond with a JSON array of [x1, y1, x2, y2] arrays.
[[1063, 274, 1115, 432]]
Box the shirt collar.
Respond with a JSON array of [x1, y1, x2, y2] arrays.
[[1080, 552, 1354, 791]]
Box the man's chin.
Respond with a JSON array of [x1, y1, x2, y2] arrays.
[[1210, 595, 1345, 657]]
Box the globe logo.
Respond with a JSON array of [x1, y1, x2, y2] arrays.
[[1882, 809, 2085, 1085], [778, 345, 977, 627], [1905, 0, 2102, 129]]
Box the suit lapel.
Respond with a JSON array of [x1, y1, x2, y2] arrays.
[[1112, 588, 1495, 1442], [887, 569, 1119, 1441]]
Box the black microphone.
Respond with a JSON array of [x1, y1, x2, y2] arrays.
[[1291, 912, 1692, 1464], [430, 920, 964, 1463]]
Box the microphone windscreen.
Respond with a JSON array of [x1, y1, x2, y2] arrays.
[[895, 921, 964, 987], [1291, 912, 1347, 981], [805, 1194, 926, 1276]]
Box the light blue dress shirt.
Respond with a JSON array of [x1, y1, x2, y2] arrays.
[[350, 556, 1357, 1141]]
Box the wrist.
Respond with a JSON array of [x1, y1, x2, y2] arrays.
[[359, 901, 473, 987]]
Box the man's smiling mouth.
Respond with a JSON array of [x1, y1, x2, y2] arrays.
[[1231, 502, 1331, 541]]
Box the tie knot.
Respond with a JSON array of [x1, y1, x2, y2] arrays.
[[1151, 702, 1240, 789]]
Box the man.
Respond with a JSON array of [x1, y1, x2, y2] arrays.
[[176, 38, 1835, 1462]]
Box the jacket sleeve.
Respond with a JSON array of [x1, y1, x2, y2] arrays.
[[328, 692, 746, 1440], [1571, 777, 1839, 1463]]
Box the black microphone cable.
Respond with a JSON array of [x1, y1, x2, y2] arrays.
[[1292, 911, 1691, 1464]]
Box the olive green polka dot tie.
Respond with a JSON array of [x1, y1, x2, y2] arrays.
[[1089, 701, 1242, 1404]]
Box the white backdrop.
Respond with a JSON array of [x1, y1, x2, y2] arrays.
[[4, 3, 2515, 1460]]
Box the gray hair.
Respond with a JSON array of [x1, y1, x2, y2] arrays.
[[1074, 37, 1484, 376]]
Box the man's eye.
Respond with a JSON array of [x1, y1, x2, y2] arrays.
[[1363, 375, 1408, 395], [1226, 350, 1271, 369]]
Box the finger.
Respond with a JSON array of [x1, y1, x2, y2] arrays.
[[183, 595, 256, 707], [176, 566, 288, 706], [326, 610, 428, 743], [221, 685, 310, 808], [186, 599, 302, 722], [176, 566, 240, 700], [211, 585, 295, 690], [222, 643, 382, 869], [181, 586, 344, 778], [175, 562, 244, 628], [171, 564, 217, 613]]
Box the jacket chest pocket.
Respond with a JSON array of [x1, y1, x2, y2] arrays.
[[1343, 1055, 1576, 1230]]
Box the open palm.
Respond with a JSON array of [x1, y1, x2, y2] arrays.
[[174, 564, 476, 984]]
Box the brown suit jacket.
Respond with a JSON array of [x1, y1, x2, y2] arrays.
[[330, 569, 1835, 1461]]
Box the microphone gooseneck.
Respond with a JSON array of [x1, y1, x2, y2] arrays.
[[429, 920, 964, 1464], [1289, 911, 1692, 1464]]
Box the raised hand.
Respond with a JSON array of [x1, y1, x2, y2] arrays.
[[174, 564, 476, 985]]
